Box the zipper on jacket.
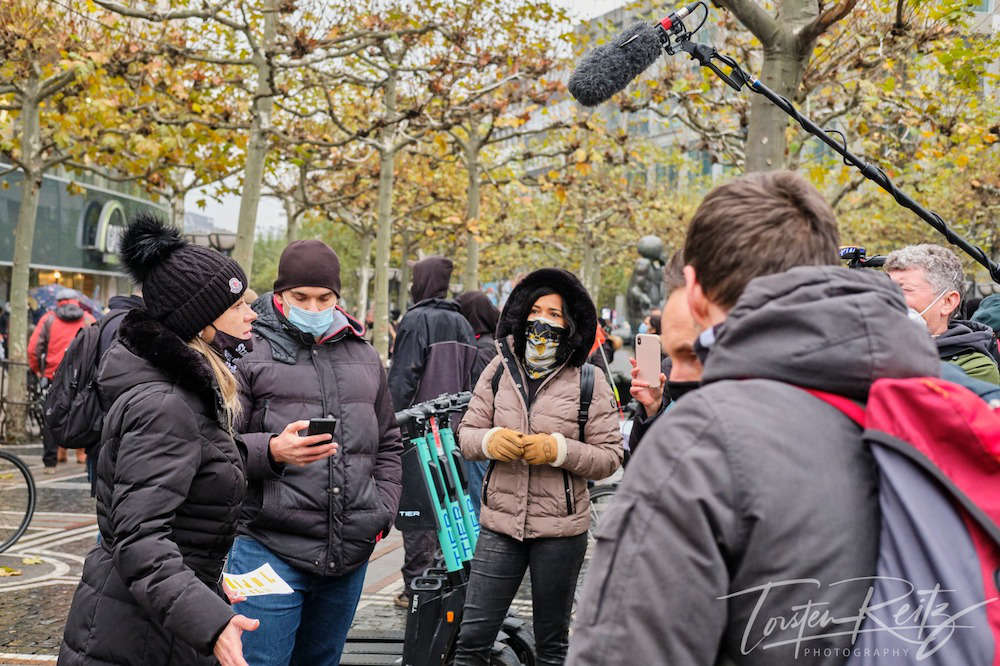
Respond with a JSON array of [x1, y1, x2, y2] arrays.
[[481, 460, 496, 508], [256, 399, 270, 431], [562, 470, 574, 515]]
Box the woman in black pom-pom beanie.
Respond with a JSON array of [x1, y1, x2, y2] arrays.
[[58, 214, 329, 666]]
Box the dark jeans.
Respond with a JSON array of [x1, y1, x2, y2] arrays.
[[401, 528, 438, 595], [455, 528, 587, 666]]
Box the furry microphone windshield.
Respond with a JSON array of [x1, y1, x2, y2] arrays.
[[568, 22, 664, 107]]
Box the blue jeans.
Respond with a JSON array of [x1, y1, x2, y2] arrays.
[[226, 536, 368, 666], [462, 458, 489, 517]]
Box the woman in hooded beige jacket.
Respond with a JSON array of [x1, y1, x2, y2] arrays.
[[456, 268, 623, 666]]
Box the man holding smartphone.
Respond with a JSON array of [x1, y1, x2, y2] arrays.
[[227, 240, 403, 666]]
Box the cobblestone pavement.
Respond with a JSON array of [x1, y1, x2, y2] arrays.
[[0, 441, 617, 665]]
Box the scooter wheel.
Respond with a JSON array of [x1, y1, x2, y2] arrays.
[[500, 623, 535, 666], [489, 645, 521, 666]]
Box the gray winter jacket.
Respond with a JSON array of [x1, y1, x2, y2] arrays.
[[568, 267, 941, 666], [233, 294, 403, 576]]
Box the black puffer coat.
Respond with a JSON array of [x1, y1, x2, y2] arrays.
[[60, 309, 246, 666], [234, 294, 403, 576]]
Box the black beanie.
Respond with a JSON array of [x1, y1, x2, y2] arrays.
[[119, 213, 248, 341], [273, 240, 341, 296]]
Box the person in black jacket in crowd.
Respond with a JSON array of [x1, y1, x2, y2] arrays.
[[60, 214, 265, 666], [455, 290, 501, 515], [228, 240, 403, 666], [455, 290, 501, 382], [388, 255, 477, 608]]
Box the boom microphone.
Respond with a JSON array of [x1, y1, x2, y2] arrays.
[[567, 2, 700, 107]]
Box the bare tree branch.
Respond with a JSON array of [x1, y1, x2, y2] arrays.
[[92, 0, 247, 31], [712, 0, 780, 46], [798, 0, 860, 47], [37, 68, 79, 100]]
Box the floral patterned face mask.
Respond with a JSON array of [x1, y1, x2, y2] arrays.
[[524, 317, 565, 379]]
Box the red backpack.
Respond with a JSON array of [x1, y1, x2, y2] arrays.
[[804, 377, 1000, 664]]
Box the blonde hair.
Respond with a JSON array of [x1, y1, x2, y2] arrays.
[[186, 336, 241, 431]]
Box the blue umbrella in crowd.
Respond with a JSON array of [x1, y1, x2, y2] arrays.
[[28, 285, 104, 325]]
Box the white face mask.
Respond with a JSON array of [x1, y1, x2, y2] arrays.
[[906, 288, 948, 331]]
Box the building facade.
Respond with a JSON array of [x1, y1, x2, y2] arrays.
[[0, 164, 168, 307]]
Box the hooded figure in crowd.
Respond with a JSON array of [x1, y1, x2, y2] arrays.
[[456, 268, 623, 666], [972, 293, 1000, 336], [388, 256, 478, 608], [455, 290, 502, 515], [389, 256, 478, 409], [455, 290, 501, 382]]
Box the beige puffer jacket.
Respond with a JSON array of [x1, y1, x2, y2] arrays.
[[459, 337, 623, 540]]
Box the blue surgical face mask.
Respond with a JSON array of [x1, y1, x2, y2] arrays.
[[286, 302, 336, 338]]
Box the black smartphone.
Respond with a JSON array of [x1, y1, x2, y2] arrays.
[[307, 417, 339, 445]]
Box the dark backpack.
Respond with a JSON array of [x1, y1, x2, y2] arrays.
[[43, 310, 126, 449]]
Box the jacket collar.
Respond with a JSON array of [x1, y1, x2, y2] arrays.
[[114, 308, 222, 417], [409, 297, 462, 314]]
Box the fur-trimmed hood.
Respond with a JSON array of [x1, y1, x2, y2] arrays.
[[497, 268, 597, 368], [98, 308, 222, 418]]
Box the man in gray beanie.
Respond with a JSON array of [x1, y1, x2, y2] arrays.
[[227, 239, 403, 666]]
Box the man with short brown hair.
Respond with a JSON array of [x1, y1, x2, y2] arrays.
[[568, 171, 940, 666]]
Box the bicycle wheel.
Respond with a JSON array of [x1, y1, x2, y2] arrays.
[[587, 484, 618, 544], [0, 450, 36, 553]]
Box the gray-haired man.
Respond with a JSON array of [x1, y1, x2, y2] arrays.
[[885, 243, 999, 384]]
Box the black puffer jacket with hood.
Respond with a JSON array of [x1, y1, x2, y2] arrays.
[[388, 257, 477, 409], [455, 290, 501, 383], [569, 266, 942, 666], [233, 294, 403, 576], [59, 309, 246, 666]]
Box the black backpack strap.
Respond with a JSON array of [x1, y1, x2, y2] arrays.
[[578, 364, 594, 441], [37, 314, 54, 371], [490, 361, 504, 413]]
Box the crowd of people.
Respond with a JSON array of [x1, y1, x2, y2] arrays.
[[12, 168, 997, 665]]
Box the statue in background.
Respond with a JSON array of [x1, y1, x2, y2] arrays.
[[626, 235, 666, 330]]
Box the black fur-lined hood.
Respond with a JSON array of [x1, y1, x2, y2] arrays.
[[98, 308, 222, 417], [496, 268, 597, 368]]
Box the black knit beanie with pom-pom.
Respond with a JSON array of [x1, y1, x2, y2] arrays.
[[119, 213, 247, 341]]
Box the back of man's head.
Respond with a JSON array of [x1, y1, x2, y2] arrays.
[[683, 170, 840, 310]]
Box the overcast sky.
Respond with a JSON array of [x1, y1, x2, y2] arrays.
[[185, 0, 627, 236]]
